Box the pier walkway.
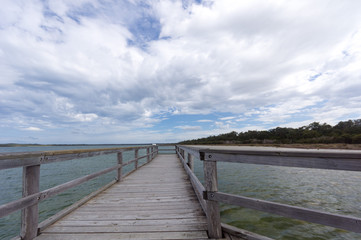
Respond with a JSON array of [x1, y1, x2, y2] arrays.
[[35, 154, 209, 240], [3, 145, 361, 240]]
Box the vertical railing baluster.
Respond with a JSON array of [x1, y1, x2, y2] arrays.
[[202, 152, 222, 238], [21, 165, 40, 240], [117, 152, 123, 182]]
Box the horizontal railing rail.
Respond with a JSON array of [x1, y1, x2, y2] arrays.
[[0, 145, 158, 240], [176, 145, 361, 239]]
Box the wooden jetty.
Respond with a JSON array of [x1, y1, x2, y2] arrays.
[[35, 154, 209, 240], [1, 145, 361, 240]]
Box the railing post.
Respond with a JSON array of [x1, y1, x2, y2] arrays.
[[117, 152, 123, 182], [21, 165, 40, 240], [147, 147, 150, 162], [187, 153, 194, 172], [202, 152, 222, 238], [134, 149, 139, 169]]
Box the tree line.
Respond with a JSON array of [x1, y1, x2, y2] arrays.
[[179, 119, 361, 145]]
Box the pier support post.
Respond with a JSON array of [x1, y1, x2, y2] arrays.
[[203, 158, 222, 238], [187, 153, 194, 172], [117, 152, 123, 182], [134, 149, 139, 169], [21, 165, 40, 240], [147, 148, 150, 162]]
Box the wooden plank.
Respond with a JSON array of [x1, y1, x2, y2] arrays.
[[85, 197, 199, 205], [43, 224, 207, 233], [195, 146, 361, 158], [134, 149, 139, 169], [96, 187, 194, 193], [146, 148, 150, 162], [0, 146, 153, 170], [82, 200, 202, 207], [204, 152, 361, 171], [21, 165, 40, 240], [211, 191, 361, 233], [187, 153, 194, 171], [53, 218, 207, 227], [61, 212, 205, 221], [177, 145, 201, 159], [35, 231, 209, 240], [75, 203, 202, 211], [117, 152, 122, 181], [203, 160, 222, 238], [73, 208, 205, 215]]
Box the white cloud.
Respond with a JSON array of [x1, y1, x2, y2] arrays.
[[175, 125, 202, 131], [23, 127, 42, 131], [1, 0, 361, 143], [219, 116, 235, 121], [197, 119, 213, 123]]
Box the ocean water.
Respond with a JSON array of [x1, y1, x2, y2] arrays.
[[1, 145, 361, 240]]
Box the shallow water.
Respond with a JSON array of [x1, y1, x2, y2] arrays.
[[193, 159, 361, 240]]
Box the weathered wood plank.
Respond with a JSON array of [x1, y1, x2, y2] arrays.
[[0, 146, 153, 170], [21, 165, 40, 240], [53, 218, 207, 227], [61, 212, 206, 221], [205, 152, 361, 171], [43, 224, 207, 233], [203, 160, 222, 238], [75, 203, 202, 210], [117, 152, 122, 181], [35, 231, 209, 240], [73, 208, 205, 215]]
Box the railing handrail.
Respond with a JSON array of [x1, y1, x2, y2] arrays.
[[0, 145, 159, 240], [178, 145, 361, 171], [0, 146, 156, 170], [176, 145, 361, 239]]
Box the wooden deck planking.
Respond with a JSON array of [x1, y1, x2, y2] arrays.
[[35, 154, 209, 240]]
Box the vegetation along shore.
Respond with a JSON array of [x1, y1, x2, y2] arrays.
[[180, 119, 361, 149]]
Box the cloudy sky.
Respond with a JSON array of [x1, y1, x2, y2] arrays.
[[1, 0, 361, 144]]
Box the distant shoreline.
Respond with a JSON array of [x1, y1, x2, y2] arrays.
[[0, 143, 144, 147], [185, 143, 361, 150], [0, 143, 174, 147], [2, 143, 361, 150]]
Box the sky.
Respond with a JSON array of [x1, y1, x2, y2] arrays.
[[1, 0, 361, 144]]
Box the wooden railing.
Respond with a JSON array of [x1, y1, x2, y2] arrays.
[[176, 145, 361, 239], [0, 145, 158, 240]]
